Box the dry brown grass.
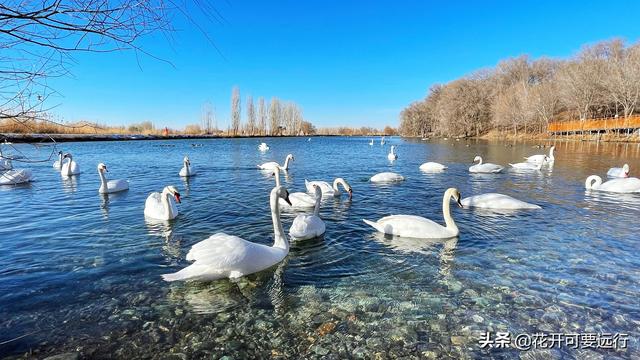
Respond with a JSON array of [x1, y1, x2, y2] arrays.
[[0, 118, 166, 135]]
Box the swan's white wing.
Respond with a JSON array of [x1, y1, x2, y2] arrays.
[[370, 172, 404, 183], [364, 215, 452, 239], [600, 177, 640, 193], [107, 179, 129, 192], [525, 154, 546, 163], [282, 192, 316, 208], [144, 192, 163, 219], [461, 193, 540, 209], [258, 161, 279, 170], [419, 162, 446, 171], [606, 167, 627, 178], [306, 180, 332, 195], [289, 215, 326, 240], [0, 169, 32, 185]]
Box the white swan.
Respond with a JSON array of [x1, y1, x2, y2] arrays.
[[0, 168, 33, 185], [469, 156, 503, 173], [258, 142, 270, 152], [419, 162, 447, 172], [363, 188, 463, 238], [179, 156, 196, 177], [509, 159, 544, 170], [162, 186, 292, 282], [289, 185, 326, 240], [380, 136, 385, 145], [370, 172, 405, 183], [585, 175, 640, 193], [387, 145, 398, 160], [525, 145, 555, 164], [60, 153, 81, 176], [607, 164, 629, 178], [97, 163, 129, 194], [144, 186, 181, 220], [369, 139, 374, 146], [461, 193, 540, 209], [258, 154, 294, 171], [305, 178, 352, 199], [52, 151, 64, 168]]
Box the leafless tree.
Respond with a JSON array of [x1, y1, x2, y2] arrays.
[[269, 97, 280, 136], [246, 95, 256, 135], [230, 86, 240, 136], [257, 97, 266, 135]]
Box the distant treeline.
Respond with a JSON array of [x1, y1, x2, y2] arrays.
[[400, 38, 640, 138]]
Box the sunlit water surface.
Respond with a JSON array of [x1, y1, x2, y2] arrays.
[[1, 137, 640, 359]]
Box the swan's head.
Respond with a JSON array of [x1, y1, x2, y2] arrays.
[[623, 164, 630, 175], [166, 185, 181, 203], [58, 151, 63, 156], [473, 155, 482, 163], [97, 163, 108, 172], [585, 175, 602, 190], [452, 188, 463, 208], [62, 152, 72, 160], [286, 154, 294, 161], [334, 178, 353, 199], [183, 156, 190, 166], [276, 186, 292, 206], [312, 184, 322, 198]]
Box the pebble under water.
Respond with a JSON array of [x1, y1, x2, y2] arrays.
[[1, 137, 640, 359]]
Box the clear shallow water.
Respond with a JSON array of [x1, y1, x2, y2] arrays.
[[1, 137, 640, 359]]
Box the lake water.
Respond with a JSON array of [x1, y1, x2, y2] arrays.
[[1, 137, 639, 359]]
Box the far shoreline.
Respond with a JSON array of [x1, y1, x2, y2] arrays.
[[0, 133, 368, 143]]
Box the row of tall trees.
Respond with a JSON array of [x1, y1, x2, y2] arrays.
[[228, 86, 312, 136], [400, 38, 640, 137]]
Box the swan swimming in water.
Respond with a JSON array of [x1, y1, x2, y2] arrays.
[[469, 156, 503, 173], [97, 163, 129, 194], [607, 164, 629, 178], [258, 142, 269, 152], [419, 162, 447, 172], [289, 185, 326, 240], [52, 151, 64, 168], [585, 175, 640, 193], [525, 145, 555, 164], [370, 172, 405, 183], [363, 188, 463, 239], [258, 154, 294, 171], [369, 139, 374, 146], [509, 159, 544, 170], [461, 193, 541, 210], [179, 156, 196, 177], [60, 153, 81, 176], [162, 186, 292, 282], [305, 178, 352, 199], [0, 168, 33, 185], [387, 145, 398, 160], [144, 185, 181, 220]]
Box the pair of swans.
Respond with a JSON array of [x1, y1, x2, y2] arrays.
[[144, 185, 182, 220], [179, 156, 196, 177], [60, 153, 81, 176], [272, 167, 327, 240], [163, 185, 292, 282], [469, 156, 503, 173], [364, 188, 463, 238], [97, 163, 129, 194], [607, 164, 629, 178], [585, 175, 640, 193], [258, 142, 269, 152], [525, 145, 555, 164], [258, 154, 294, 171], [387, 145, 398, 160]]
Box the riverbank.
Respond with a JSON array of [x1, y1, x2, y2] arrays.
[[0, 133, 342, 143], [476, 129, 640, 143]]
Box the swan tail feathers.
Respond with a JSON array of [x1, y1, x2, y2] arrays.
[[162, 271, 184, 282], [363, 219, 384, 233]]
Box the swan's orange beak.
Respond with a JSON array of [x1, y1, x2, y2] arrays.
[[174, 193, 181, 203]]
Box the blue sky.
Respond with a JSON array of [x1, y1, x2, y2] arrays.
[[51, 0, 640, 130]]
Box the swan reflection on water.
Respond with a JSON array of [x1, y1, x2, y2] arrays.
[[61, 175, 79, 193], [166, 258, 288, 315], [99, 191, 130, 219], [145, 217, 183, 260]]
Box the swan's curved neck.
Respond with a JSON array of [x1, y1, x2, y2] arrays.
[[585, 175, 602, 189], [332, 178, 342, 194], [64, 156, 73, 176], [184, 161, 190, 175], [548, 147, 555, 160], [98, 169, 107, 188], [313, 188, 321, 216], [273, 168, 281, 187], [270, 189, 288, 251], [161, 188, 174, 218], [476, 157, 482, 165], [58, 152, 63, 164], [442, 190, 458, 233], [282, 156, 291, 170]]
